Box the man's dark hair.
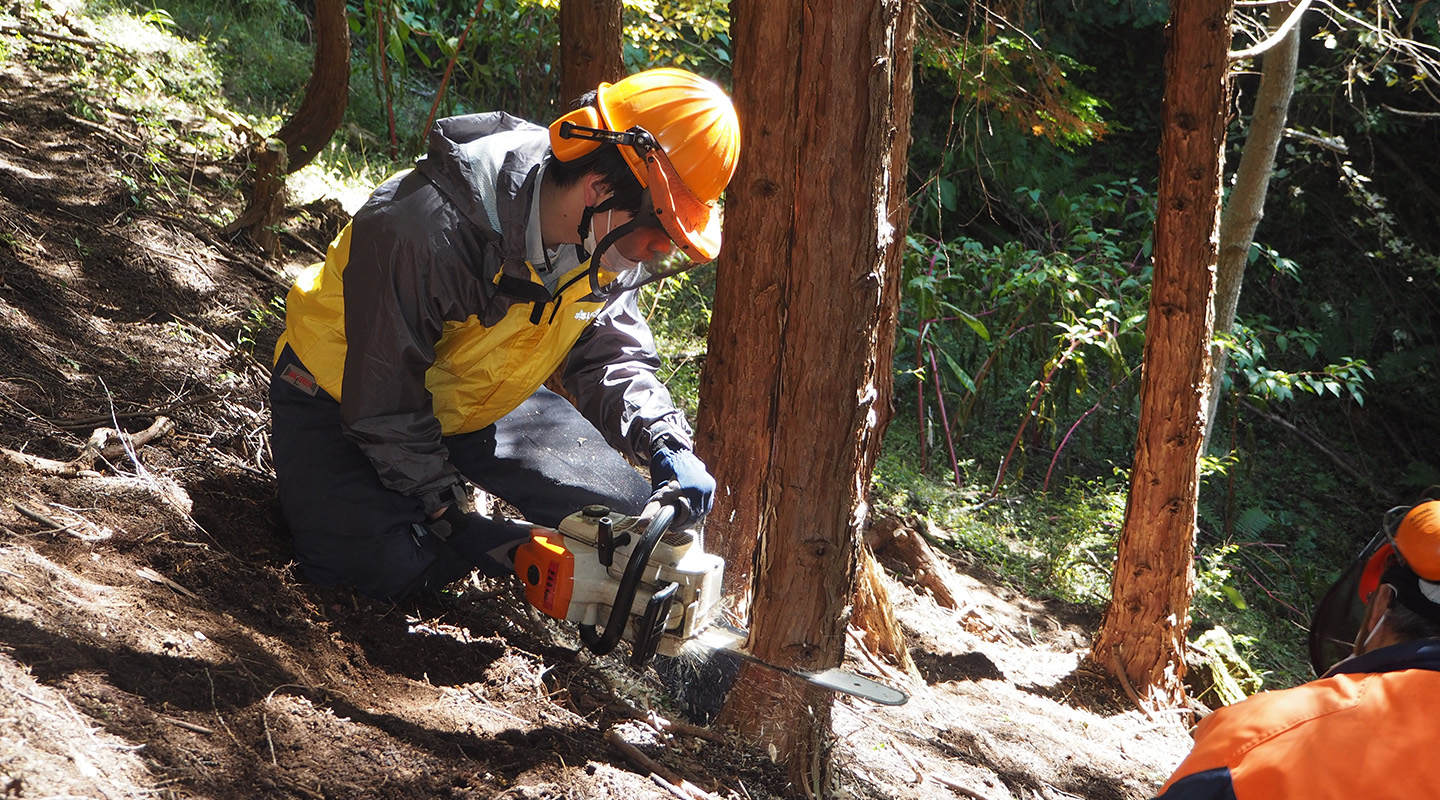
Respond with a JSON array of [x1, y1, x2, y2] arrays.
[[545, 90, 646, 215], [1386, 593, 1440, 640]]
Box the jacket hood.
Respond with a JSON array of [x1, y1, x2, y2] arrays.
[[414, 112, 550, 266]]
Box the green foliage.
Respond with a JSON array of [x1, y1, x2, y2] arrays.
[[906, 0, 1165, 246], [898, 180, 1153, 491], [624, 0, 731, 76], [346, 0, 561, 153], [339, 0, 732, 157], [1221, 319, 1374, 406], [638, 261, 714, 418], [915, 23, 1108, 149], [90, 0, 313, 116], [884, 472, 1128, 605]]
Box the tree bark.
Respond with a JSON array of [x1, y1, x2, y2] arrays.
[[700, 0, 916, 792], [560, 0, 625, 104], [545, 0, 625, 403], [226, 0, 349, 254], [1090, 0, 1232, 710], [1202, 0, 1304, 452]]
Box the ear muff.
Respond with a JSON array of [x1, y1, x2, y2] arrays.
[[549, 105, 607, 162], [1393, 500, 1440, 580]]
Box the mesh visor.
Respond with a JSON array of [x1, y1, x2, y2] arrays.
[[1308, 531, 1386, 676], [642, 148, 722, 264]]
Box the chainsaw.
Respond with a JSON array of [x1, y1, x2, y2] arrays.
[[512, 496, 908, 706]]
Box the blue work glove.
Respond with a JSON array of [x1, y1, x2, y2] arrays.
[[650, 440, 716, 525]]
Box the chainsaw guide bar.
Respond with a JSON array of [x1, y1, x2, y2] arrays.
[[688, 626, 910, 706]]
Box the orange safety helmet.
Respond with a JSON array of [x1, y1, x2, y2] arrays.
[[549, 68, 740, 264]]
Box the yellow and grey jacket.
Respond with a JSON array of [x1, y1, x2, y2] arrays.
[[274, 112, 691, 514]]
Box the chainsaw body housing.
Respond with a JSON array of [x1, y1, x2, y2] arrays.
[[514, 504, 724, 659]]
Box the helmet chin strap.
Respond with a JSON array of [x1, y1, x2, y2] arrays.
[[574, 189, 663, 295], [583, 215, 646, 295]]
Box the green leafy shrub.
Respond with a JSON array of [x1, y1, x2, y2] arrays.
[[896, 180, 1154, 493]]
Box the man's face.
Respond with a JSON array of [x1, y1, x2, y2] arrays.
[[595, 208, 675, 264]]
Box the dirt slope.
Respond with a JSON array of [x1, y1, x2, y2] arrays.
[[0, 11, 1193, 800]]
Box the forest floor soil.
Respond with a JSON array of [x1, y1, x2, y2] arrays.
[[0, 13, 1194, 799]]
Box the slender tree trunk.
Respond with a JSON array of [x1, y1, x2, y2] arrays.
[[1090, 0, 1232, 709], [1202, 0, 1304, 451], [559, 0, 624, 104], [546, 0, 625, 404], [226, 0, 349, 254], [699, 0, 915, 792]]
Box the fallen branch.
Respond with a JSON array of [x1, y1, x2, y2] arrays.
[[864, 514, 962, 610], [64, 112, 141, 148], [13, 502, 75, 532], [136, 567, 199, 600], [0, 417, 175, 476], [2, 448, 91, 477], [55, 397, 219, 430], [605, 727, 719, 800], [1239, 399, 1398, 504], [0, 24, 115, 49], [161, 715, 215, 736], [623, 705, 727, 744], [888, 733, 1000, 800], [931, 773, 1003, 800]]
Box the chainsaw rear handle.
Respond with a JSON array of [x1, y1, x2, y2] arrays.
[[577, 501, 677, 656]]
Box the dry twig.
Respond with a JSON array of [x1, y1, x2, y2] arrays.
[[161, 716, 215, 736], [888, 735, 1001, 800], [606, 727, 720, 800], [621, 703, 727, 743], [0, 417, 175, 476], [136, 567, 199, 600], [13, 502, 74, 532]]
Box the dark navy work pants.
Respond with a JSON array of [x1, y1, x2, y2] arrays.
[[269, 346, 651, 601]]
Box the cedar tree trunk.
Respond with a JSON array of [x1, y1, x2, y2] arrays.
[[1090, 0, 1232, 709], [697, 0, 916, 793], [560, 0, 625, 104]]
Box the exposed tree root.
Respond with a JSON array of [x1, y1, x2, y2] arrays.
[[1, 417, 193, 516], [865, 513, 963, 610]]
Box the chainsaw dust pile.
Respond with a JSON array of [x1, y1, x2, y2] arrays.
[[0, 12, 1192, 799]]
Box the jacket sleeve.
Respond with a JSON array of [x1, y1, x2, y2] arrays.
[[1151, 767, 1236, 800], [338, 175, 479, 515], [561, 290, 692, 465]]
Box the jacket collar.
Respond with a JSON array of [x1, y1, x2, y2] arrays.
[[1323, 638, 1440, 678]]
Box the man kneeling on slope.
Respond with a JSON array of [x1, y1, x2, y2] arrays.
[[268, 68, 740, 602], [1155, 499, 1440, 799]]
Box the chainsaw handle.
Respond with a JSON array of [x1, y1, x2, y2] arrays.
[[578, 502, 676, 656]]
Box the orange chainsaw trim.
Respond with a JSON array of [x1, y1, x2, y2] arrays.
[[514, 532, 574, 619]]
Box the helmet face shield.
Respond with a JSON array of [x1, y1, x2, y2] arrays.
[[549, 67, 738, 266], [553, 120, 724, 266], [642, 147, 722, 263], [1309, 531, 1386, 677]]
